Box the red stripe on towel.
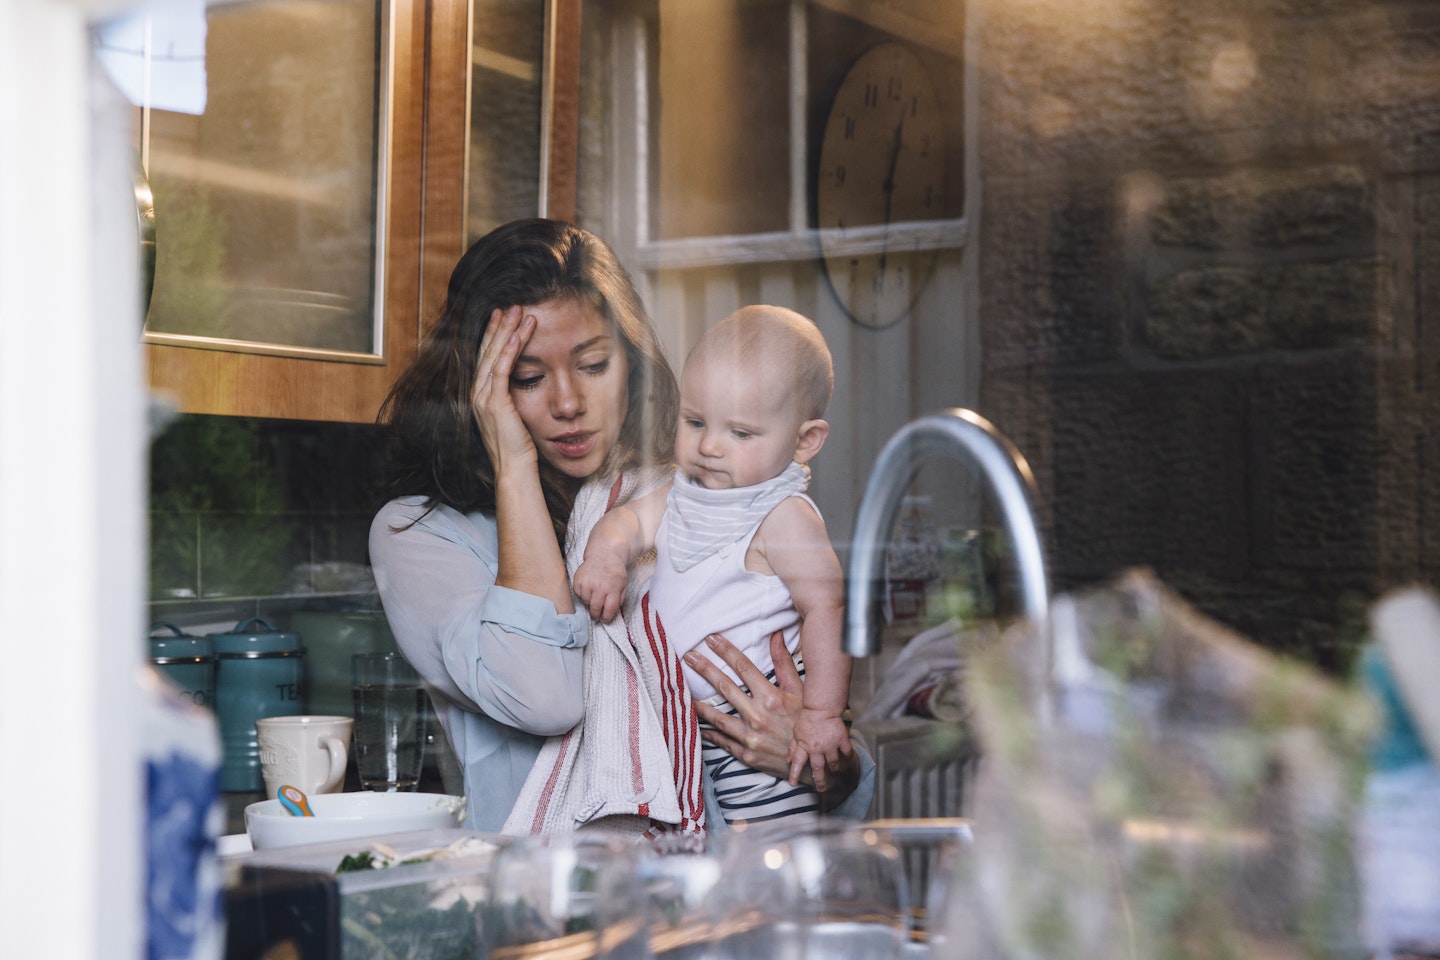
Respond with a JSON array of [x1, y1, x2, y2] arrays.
[[659, 622, 702, 824], [530, 728, 574, 832], [648, 598, 685, 786], [642, 593, 675, 747], [683, 653, 704, 819], [643, 595, 705, 834], [625, 625, 644, 794]]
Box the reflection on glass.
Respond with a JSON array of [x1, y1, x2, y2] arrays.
[[144, 0, 386, 356], [468, 1, 545, 246]]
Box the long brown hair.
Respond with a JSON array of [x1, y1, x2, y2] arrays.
[[376, 219, 678, 542]]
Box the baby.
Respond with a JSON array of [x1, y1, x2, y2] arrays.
[[573, 304, 853, 823]]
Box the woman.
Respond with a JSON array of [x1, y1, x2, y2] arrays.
[[370, 218, 871, 836]]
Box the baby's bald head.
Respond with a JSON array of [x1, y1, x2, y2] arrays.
[[687, 305, 834, 420]]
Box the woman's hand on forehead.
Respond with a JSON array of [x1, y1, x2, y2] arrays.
[[472, 308, 540, 472]]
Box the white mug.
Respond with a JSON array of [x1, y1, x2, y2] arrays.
[[255, 715, 353, 800]]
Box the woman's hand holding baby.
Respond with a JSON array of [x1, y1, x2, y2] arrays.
[[687, 632, 802, 783], [686, 630, 859, 808]]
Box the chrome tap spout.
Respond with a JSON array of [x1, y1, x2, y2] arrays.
[[844, 408, 1050, 657]]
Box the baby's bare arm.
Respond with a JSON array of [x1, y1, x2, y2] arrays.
[[573, 485, 670, 621], [573, 508, 637, 622], [623, 484, 671, 548], [756, 497, 853, 788]]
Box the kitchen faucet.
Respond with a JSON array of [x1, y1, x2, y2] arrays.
[[843, 408, 1051, 658]]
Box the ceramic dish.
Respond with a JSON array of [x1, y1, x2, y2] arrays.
[[244, 791, 466, 849]]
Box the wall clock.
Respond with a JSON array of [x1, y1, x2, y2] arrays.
[[816, 42, 946, 329]]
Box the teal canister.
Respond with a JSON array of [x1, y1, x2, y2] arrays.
[[211, 617, 305, 792], [148, 622, 216, 710]]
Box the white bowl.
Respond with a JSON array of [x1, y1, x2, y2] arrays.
[[244, 791, 467, 850]]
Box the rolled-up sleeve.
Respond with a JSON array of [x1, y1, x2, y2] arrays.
[[370, 498, 588, 737]]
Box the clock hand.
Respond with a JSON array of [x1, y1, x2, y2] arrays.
[[877, 111, 905, 278], [882, 113, 904, 209]]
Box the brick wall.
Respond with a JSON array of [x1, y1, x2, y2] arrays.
[[974, 0, 1440, 672]]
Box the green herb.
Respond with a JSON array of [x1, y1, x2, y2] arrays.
[[336, 851, 379, 873]]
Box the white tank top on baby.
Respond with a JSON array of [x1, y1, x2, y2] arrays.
[[649, 472, 817, 701]]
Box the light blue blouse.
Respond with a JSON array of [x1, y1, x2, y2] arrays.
[[369, 495, 874, 835]]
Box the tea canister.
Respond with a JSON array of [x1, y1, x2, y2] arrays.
[[148, 622, 216, 710], [212, 617, 305, 792]]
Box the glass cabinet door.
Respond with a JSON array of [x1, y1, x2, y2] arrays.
[[468, 0, 547, 246], [137, 0, 393, 360]]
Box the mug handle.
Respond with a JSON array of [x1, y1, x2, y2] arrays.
[[319, 735, 348, 794]]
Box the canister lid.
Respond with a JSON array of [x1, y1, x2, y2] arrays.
[[211, 617, 303, 657], [148, 622, 215, 661]]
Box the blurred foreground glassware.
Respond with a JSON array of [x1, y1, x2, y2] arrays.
[[479, 832, 643, 960], [623, 843, 724, 960], [864, 818, 975, 958], [918, 822, 996, 960], [708, 816, 911, 960]]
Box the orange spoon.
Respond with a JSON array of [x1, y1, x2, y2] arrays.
[[278, 784, 315, 817]]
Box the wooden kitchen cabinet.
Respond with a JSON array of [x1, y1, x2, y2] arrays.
[[419, 0, 580, 324], [144, 0, 580, 423]]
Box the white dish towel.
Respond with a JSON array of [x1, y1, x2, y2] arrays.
[[503, 468, 706, 841]]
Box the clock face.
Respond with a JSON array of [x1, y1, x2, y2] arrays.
[[817, 43, 946, 328]]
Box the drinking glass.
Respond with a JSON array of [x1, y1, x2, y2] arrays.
[[351, 652, 427, 792], [707, 816, 911, 960]]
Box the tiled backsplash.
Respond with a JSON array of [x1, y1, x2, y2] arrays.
[[148, 414, 386, 627], [144, 414, 972, 706]]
